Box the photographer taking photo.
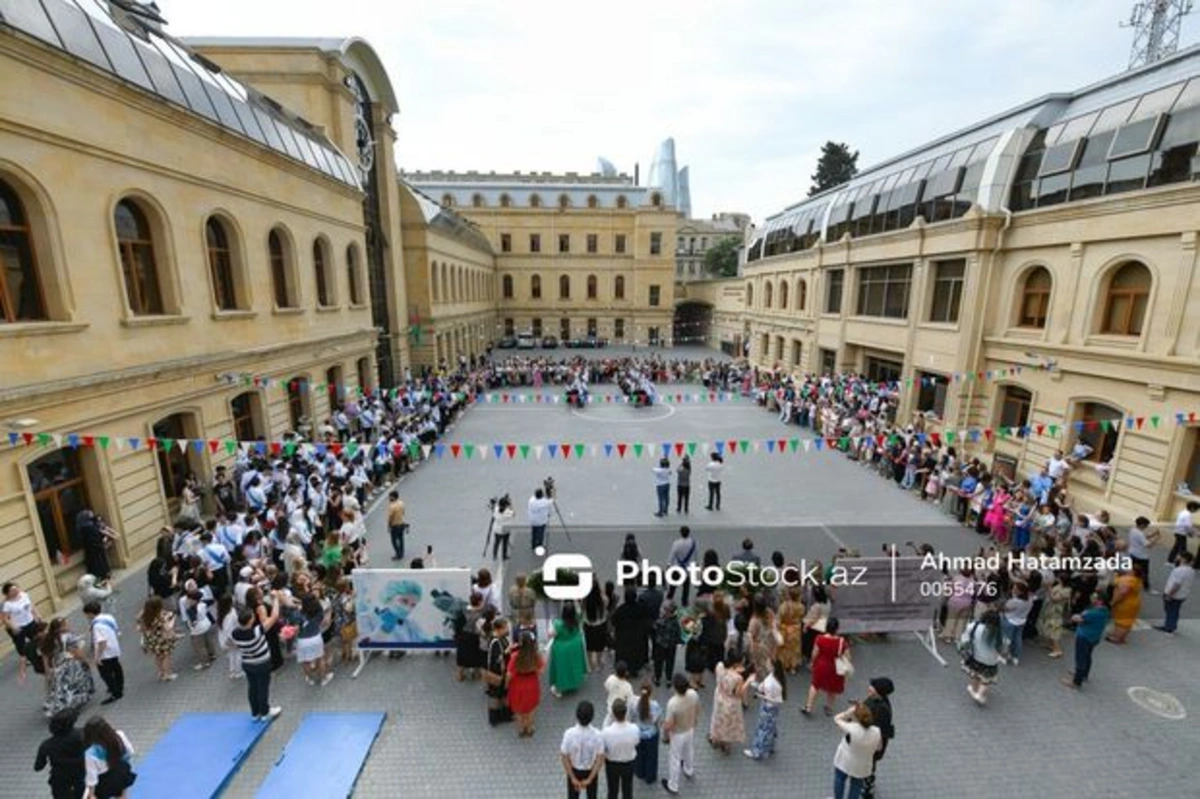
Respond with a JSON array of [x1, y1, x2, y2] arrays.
[[491, 495, 515, 561], [528, 486, 554, 553]]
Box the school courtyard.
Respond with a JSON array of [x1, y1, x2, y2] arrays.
[[1, 367, 1195, 798]]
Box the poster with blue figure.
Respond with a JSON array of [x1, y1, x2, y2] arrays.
[[352, 568, 471, 650]]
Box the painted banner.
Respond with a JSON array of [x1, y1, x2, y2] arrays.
[[829, 557, 941, 634], [352, 568, 471, 650]]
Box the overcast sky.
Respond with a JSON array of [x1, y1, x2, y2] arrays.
[[160, 0, 1199, 222]]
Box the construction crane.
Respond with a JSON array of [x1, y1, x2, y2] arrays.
[[1124, 0, 1194, 69]]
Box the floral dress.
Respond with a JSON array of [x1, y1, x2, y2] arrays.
[[708, 663, 746, 745], [141, 611, 178, 657], [747, 613, 778, 677], [46, 634, 94, 717]]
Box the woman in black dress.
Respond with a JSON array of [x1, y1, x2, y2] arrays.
[[610, 587, 650, 676], [582, 582, 610, 672], [76, 510, 112, 583]]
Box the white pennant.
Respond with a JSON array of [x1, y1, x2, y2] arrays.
[[115, 437, 126, 451], [421, 445, 432, 458], [177, 438, 189, 452], [52, 433, 62, 448], [591, 445, 599, 458], [802, 440, 812, 452], [480, 447, 488, 460], [534, 445, 544, 460]]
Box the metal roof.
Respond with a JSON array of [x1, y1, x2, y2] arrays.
[[0, 0, 360, 188]]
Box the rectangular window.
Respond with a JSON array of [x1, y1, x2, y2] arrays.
[[532, 317, 542, 337], [587, 234, 598, 254], [825, 269, 844, 314], [929, 259, 965, 323], [29, 448, 91, 560], [648, 326, 660, 345], [529, 234, 541, 253], [615, 234, 627, 254], [500, 233, 512, 253], [864, 356, 903, 384], [649, 285, 661, 307], [1076, 402, 1123, 462], [504, 318, 514, 336], [999, 386, 1032, 429], [614, 318, 625, 339], [775, 336, 785, 361], [821, 348, 837, 375], [916, 371, 949, 418], [791, 340, 802, 366], [560, 318, 570, 340], [856, 264, 912, 318], [760, 333, 769, 358], [558, 234, 570, 253], [650, 232, 662, 255], [587, 318, 597, 337]]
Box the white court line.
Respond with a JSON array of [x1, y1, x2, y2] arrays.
[[570, 405, 677, 423], [819, 523, 848, 549]]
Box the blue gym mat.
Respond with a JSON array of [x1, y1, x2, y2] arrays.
[[254, 712, 386, 799], [135, 713, 272, 799]]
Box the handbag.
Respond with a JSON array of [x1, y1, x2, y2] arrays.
[[834, 639, 854, 677], [957, 622, 977, 659]]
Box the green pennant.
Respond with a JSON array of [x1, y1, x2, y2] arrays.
[[945, 431, 956, 443], [687, 442, 697, 456], [161, 438, 174, 453], [998, 427, 1009, 439], [1100, 419, 1112, 432], [633, 443, 644, 457], [520, 444, 531, 459], [1150, 415, 1160, 429], [97, 436, 110, 450], [36, 432, 52, 446], [283, 442, 296, 457], [574, 443, 585, 458], [464, 444, 475, 458], [905, 378, 913, 388], [738, 440, 749, 453], [408, 443, 420, 458], [224, 440, 237, 455], [789, 438, 799, 452], [1048, 424, 1059, 437], [838, 436, 849, 449], [887, 434, 898, 446], [347, 442, 359, 458]]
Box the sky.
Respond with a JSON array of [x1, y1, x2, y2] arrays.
[[160, 0, 1200, 223]]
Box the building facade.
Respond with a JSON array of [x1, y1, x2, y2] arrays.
[[695, 46, 1200, 524], [675, 212, 749, 282], [403, 171, 677, 346], [0, 2, 384, 610]]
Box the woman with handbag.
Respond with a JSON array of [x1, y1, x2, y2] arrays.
[[959, 609, 1003, 705], [803, 617, 850, 717], [137, 598, 178, 682], [506, 631, 544, 737]]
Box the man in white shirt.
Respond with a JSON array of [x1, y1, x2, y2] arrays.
[[528, 488, 554, 553], [84, 600, 123, 704], [661, 674, 700, 795], [1156, 551, 1194, 635], [560, 700, 605, 799], [2, 581, 40, 681], [1126, 517, 1160, 592], [1047, 450, 1069, 481], [704, 453, 724, 511], [601, 698, 639, 798], [1168, 501, 1199, 565], [653, 459, 672, 518]]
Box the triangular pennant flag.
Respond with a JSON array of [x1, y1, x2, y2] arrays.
[[66, 433, 80, 449], [1048, 424, 1059, 437], [727, 440, 737, 454], [814, 438, 824, 451], [673, 442, 684, 457], [493, 444, 504, 459], [479, 446, 487, 460], [450, 443, 461, 458], [687, 442, 697, 456], [1150, 415, 1160, 429], [661, 443, 671, 458], [604, 443, 614, 458], [633, 443, 644, 458], [788, 438, 799, 452], [802, 439, 812, 452], [548, 443, 558, 459], [766, 440, 776, 453], [464, 444, 475, 459], [825, 437, 837, 450], [1035, 424, 1045, 436], [21, 431, 35, 446], [617, 443, 628, 458], [534, 445, 544, 460], [519, 444, 530, 459], [714, 441, 725, 455], [1100, 419, 1113, 433], [561, 443, 573, 460], [283, 442, 296, 457], [435, 443, 446, 459], [777, 439, 786, 453], [191, 439, 205, 453], [574, 444, 585, 458], [219, 439, 233, 454], [506, 444, 517, 459], [1135, 417, 1145, 430], [8, 431, 20, 447], [421, 444, 432, 459], [739, 440, 750, 453], [207, 439, 220, 453]]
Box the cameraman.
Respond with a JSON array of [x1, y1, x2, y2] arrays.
[[491, 495, 515, 561], [528, 488, 554, 553]]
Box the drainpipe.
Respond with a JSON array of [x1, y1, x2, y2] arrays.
[[963, 207, 1012, 439]]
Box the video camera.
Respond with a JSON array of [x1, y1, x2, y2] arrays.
[[543, 476, 555, 500], [487, 493, 512, 510]]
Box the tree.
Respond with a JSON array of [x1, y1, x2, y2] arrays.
[[703, 237, 740, 278], [808, 141, 859, 196]]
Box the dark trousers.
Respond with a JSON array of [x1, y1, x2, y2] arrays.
[[1023, 598, 1043, 640], [389, 524, 408, 559], [605, 760, 634, 799], [1163, 597, 1184, 632], [1072, 636, 1097, 686], [532, 525, 547, 551], [1168, 534, 1189, 564], [493, 533, 511, 560], [666, 580, 691, 610], [706, 481, 721, 510], [653, 644, 677, 684], [656, 484, 669, 515], [567, 767, 598, 799], [634, 733, 659, 783], [97, 657, 124, 698], [51, 775, 86, 799], [1131, 556, 1150, 591], [676, 486, 690, 513], [243, 661, 272, 717]]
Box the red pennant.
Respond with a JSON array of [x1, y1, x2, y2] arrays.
[[269, 442, 282, 455], [825, 437, 837, 449], [561, 443, 571, 459], [709, 393, 716, 402], [1135, 417, 1145, 430], [1084, 420, 1098, 431], [1035, 424, 1045, 436], [502, 394, 509, 403], [617, 443, 627, 458], [876, 434, 885, 447], [1190, 412, 1197, 424], [330, 443, 343, 456], [450, 443, 461, 458], [930, 432, 941, 447], [675, 394, 682, 403], [727, 439, 737, 454], [777, 439, 786, 452], [674, 442, 684, 457], [983, 429, 993, 441], [506, 444, 517, 459], [147, 437, 158, 451], [208, 439, 220, 453], [21, 432, 33, 445], [82, 435, 95, 448]]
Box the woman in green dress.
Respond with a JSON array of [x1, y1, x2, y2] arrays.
[[547, 603, 587, 697]]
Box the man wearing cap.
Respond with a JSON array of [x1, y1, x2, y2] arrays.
[[862, 677, 895, 799]]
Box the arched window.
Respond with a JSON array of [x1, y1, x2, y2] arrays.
[[472, 193, 485, 208], [558, 194, 570, 209], [559, 274, 570, 299], [779, 280, 789, 310], [587, 195, 599, 208], [614, 275, 625, 300], [115, 199, 164, 314], [313, 239, 334, 307], [764, 280, 774, 309], [502, 274, 513, 299], [1017, 266, 1051, 328], [531, 274, 542, 299], [499, 193, 512, 208], [285, 376, 310, 430], [651, 192, 663, 208], [796, 279, 807, 311], [152, 412, 202, 501], [745, 282, 754, 307], [430, 260, 439, 302], [616, 195, 628, 209], [357, 356, 374, 394], [0, 178, 47, 323], [587, 274, 598, 300], [346, 244, 363, 305], [1075, 401, 1123, 462], [441, 193, 455, 207], [1100, 261, 1151, 336], [231, 391, 266, 441], [27, 447, 94, 561], [205, 217, 238, 311], [268, 229, 295, 308], [529, 194, 542, 208]]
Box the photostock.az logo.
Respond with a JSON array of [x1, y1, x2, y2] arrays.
[[542, 554, 594, 601]]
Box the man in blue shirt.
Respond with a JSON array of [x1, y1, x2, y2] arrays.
[[1062, 592, 1111, 690], [1028, 468, 1053, 506], [956, 472, 978, 524]]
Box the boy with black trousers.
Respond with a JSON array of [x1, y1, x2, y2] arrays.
[[863, 676, 895, 799]]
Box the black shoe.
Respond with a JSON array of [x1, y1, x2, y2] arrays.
[[101, 695, 120, 705], [391, 555, 403, 561], [661, 779, 679, 795]]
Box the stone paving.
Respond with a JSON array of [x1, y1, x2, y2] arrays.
[[2, 357, 1197, 798]]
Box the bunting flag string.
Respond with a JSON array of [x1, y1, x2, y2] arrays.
[[478, 391, 748, 405]]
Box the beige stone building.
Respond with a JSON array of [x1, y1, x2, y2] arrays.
[[403, 171, 677, 346], [690, 46, 1200, 524], [675, 212, 749, 282], [0, 4, 393, 610]]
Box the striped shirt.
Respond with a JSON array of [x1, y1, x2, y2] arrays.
[[230, 624, 270, 666]]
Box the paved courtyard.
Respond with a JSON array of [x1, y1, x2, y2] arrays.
[[2, 360, 1197, 798]]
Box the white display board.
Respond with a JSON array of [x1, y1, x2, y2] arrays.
[[352, 568, 472, 650], [829, 556, 942, 634]]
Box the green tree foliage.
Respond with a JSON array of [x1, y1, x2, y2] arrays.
[[703, 237, 741, 278], [808, 141, 860, 196]]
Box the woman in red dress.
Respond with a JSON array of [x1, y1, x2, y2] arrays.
[[803, 617, 850, 716], [506, 632, 544, 737]]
